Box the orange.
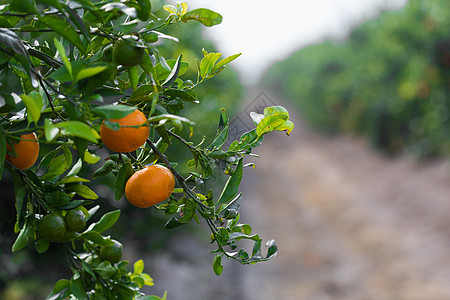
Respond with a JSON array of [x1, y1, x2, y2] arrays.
[[125, 164, 175, 208], [100, 109, 150, 153], [6, 132, 39, 170]]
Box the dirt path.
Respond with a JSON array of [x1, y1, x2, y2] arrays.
[[238, 95, 450, 300]]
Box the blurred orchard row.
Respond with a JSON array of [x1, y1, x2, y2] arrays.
[[262, 0, 449, 158]]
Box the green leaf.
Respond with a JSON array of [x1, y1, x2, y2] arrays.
[[92, 105, 136, 120], [63, 5, 90, 40], [162, 54, 182, 87], [254, 106, 292, 137], [256, 115, 288, 137], [59, 200, 91, 210], [43, 154, 70, 180], [273, 120, 294, 135], [181, 8, 223, 27], [212, 53, 242, 74], [93, 160, 115, 178], [44, 118, 60, 142], [200, 52, 221, 79], [40, 16, 86, 53], [220, 193, 242, 218], [58, 176, 90, 184], [163, 4, 177, 14], [10, 0, 38, 13], [115, 163, 133, 201], [56, 121, 100, 143], [218, 158, 243, 204], [20, 91, 43, 124], [66, 158, 82, 178], [93, 261, 117, 279], [80, 231, 114, 247], [0, 132, 5, 179], [128, 65, 139, 91], [212, 254, 223, 275], [154, 59, 189, 82], [208, 126, 228, 150], [229, 232, 260, 242], [46, 279, 70, 300], [53, 38, 72, 79], [162, 89, 198, 103], [76, 66, 108, 82], [90, 209, 121, 234], [35, 239, 50, 254], [70, 277, 88, 300], [136, 0, 152, 21], [46, 191, 70, 208], [12, 222, 30, 252], [134, 259, 144, 274], [66, 184, 98, 200], [148, 114, 194, 134], [84, 151, 101, 164]]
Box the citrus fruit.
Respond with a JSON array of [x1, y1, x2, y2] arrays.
[[125, 164, 175, 208], [64, 209, 87, 232], [59, 230, 76, 243], [100, 109, 150, 153], [39, 214, 66, 242], [6, 132, 39, 170], [99, 240, 123, 264], [112, 39, 145, 67]]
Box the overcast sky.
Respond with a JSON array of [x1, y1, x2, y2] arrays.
[[180, 0, 408, 84]]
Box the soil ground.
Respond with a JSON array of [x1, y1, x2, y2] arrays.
[[145, 91, 450, 300]]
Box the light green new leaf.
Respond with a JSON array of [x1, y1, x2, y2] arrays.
[[200, 52, 221, 79], [213, 254, 223, 276], [256, 115, 288, 137], [53, 38, 72, 78], [273, 120, 294, 135], [134, 259, 144, 274], [181, 8, 223, 27], [84, 151, 101, 164], [264, 106, 290, 119], [212, 53, 242, 74], [56, 121, 100, 143], [256, 106, 293, 137], [76, 66, 108, 82], [20, 91, 43, 124], [163, 4, 177, 14]]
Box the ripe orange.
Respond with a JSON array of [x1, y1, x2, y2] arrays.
[[100, 109, 150, 153], [6, 132, 39, 170], [125, 164, 175, 208]]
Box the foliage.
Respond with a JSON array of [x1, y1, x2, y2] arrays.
[[262, 0, 449, 157], [0, 0, 293, 298]]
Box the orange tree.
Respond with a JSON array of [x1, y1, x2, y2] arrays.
[[0, 0, 294, 298]]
